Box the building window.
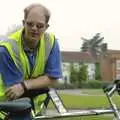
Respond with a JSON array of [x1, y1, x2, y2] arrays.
[[116, 74, 120, 79], [90, 64, 95, 71], [116, 60, 120, 70]]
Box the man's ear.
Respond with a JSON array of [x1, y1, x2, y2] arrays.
[[45, 24, 49, 30], [22, 20, 25, 26]]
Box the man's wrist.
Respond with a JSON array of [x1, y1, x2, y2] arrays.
[[21, 81, 28, 92]]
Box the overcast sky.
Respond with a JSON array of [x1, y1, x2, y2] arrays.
[[0, 0, 120, 51]]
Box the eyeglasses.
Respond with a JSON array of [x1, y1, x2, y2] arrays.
[[26, 21, 45, 29]]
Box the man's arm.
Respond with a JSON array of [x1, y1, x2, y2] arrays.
[[24, 75, 56, 90], [0, 47, 23, 86], [24, 39, 62, 90], [0, 46, 25, 100], [6, 39, 62, 99]]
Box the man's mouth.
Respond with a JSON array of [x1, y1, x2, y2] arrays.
[[31, 32, 39, 37]]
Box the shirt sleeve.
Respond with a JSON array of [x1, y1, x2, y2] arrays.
[[44, 39, 62, 79], [0, 46, 23, 87]]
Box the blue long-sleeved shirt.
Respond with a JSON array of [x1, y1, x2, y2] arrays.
[[0, 39, 62, 87]]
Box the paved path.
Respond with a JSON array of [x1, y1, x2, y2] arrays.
[[57, 89, 105, 96], [57, 89, 83, 95]]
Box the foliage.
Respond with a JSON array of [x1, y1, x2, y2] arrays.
[[78, 63, 88, 86], [81, 33, 104, 57], [79, 80, 102, 88], [86, 80, 102, 88], [55, 83, 76, 90], [55, 80, 111, 89], [70, 63, 79, 85], [70, 62, 88, 87], [95, 62, 101, 80]]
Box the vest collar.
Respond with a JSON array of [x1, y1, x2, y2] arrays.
[[22, 30, 39, 54]]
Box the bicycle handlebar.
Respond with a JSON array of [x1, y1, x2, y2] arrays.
[[103, 79, 120, 95], [102, 79, 120, 119], [21, 88, 49, 98]]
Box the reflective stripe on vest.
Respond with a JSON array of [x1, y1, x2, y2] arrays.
[[0, 74, 6, 101], [0, 36, 22, 73]]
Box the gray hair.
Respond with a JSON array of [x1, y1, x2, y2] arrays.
[[24, 3, 51, 23]]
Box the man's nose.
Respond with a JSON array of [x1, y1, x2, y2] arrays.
[[31, 24, 37, 30]]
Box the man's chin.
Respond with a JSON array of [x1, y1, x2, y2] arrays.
[[30, 38, 39, 44], [30, 37, 39, 41]]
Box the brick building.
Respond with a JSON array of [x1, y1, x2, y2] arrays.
[[100, 50, 120, 81], [61, 49, 120, 83], [61, 51, 96, 83]]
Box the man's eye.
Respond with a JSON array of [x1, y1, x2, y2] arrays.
[[27, 22, 34, 27]]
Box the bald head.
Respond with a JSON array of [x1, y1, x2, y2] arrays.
[[24, 3, 51, 24], [23, 4, 51, 49]]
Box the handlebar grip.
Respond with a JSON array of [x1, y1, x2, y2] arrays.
[[114, 79, 120, 84], [21, 88, 49, 98], [103, 80, 120, 95], [102, 84, 114, 93], [114, 80, 120, 95]]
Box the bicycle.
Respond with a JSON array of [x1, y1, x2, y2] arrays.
[[0, 80, 120, 120]]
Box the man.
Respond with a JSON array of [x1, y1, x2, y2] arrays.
[[0, 3, 62, 120]]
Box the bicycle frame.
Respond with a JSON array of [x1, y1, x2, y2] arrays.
[[0, 83, 120, 120], [31, 86, 120, 120]]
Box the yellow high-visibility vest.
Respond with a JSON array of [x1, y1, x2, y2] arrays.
[[0, 28, 55, 115]]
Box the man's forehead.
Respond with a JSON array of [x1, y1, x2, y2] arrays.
[[30, 6, 44, 13], [26, 7, 45, 22]]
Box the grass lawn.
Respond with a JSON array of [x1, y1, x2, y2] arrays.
[[47, 89, 120, 120], [48, 90, 120, 109]]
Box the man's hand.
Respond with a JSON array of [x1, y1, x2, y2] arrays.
[[5, 83, 24, 100]]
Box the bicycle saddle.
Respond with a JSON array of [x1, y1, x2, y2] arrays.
[[0, 97, 32, 113]]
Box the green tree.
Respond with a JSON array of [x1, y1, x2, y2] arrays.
[[70, 63, 78, 85], [78, 63, 88, 84], [81, 33, 104, 58], [95, 63, 101, 80], [70, 62, 88, 87]]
